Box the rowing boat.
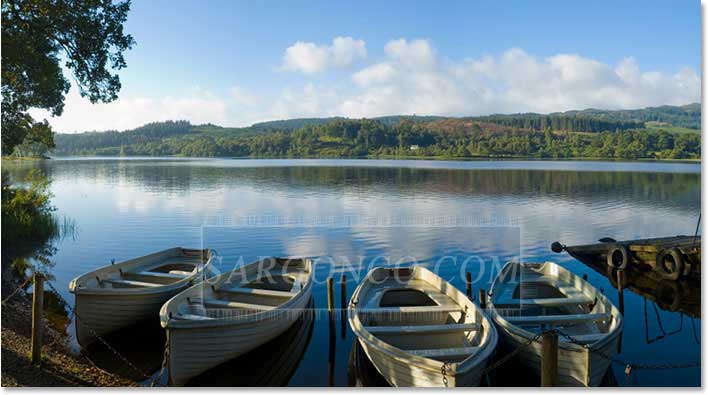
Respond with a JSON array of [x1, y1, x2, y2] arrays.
[[489, 261, 623, 386], [348, 266, 498, 387], [160, 257, 313, 386], [69, 247, 214, 347]]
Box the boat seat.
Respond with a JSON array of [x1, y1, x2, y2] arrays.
[[130, 271, 186, 280], [219, 286, 295, 298], [358, 305, 462, 314], [407, 346, 478, 359], [505, 312, 611, 325], [559, 332, 607, 343], [496, 294, 592, 307], [197, 299, 274, 311], [169, 270, 194, 276], [103, 278, 161, 288], [365, 323, 479, 335], [175, 313, 214, 321]]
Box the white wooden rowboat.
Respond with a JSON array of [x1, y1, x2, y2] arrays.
[[68, 247, 214, 347], [160, 257, 313, 386], [489, 261, 623, 386], [348, 266, 498, 387]]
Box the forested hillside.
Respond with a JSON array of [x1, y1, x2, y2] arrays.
[[48, 104, 701, 159]]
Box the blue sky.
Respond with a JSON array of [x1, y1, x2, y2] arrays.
[[38, 0, 701, 132]]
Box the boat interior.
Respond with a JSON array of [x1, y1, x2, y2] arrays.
[[357, 268, 486, 363], [173, 258, 310, 321], [89, 249, 207, 289], [493, 263, 614, 344]]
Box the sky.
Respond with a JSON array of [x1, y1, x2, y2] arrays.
[[32, 0, 701, 133]]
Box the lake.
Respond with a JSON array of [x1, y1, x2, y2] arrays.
[[3, 158, 701, 387]]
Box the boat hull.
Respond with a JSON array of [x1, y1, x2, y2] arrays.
[[166, 283, 312, 386], [357, 337, 487, 387], [75, 287, 187, 346], [496, 323, 620, 386]]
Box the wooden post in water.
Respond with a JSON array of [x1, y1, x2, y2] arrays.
[[541, 331, 558, 387], [31, 273, 44, 364], [340, 274, 347, 339], [340, 275, 347, 309], [616, 270, 625, 315], [478, 289, 487, 309], [465, 272, 472, 298], [582, 273, 588, 281], [616, 269, 625, 354], [327, 277, 335, 312]]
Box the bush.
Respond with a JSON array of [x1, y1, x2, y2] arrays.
[[1, 170, 59, 248]]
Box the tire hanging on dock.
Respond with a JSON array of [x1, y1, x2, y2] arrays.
[[606, 245, 629, 270], [656, 248, 684, 281]]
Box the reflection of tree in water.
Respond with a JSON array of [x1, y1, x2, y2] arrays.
[[4, 161, 700, 212]]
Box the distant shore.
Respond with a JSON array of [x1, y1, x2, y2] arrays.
[[4, 155, 701, 163]]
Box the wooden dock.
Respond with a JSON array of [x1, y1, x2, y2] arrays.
[[552, 235, 700, 281], [568, 255, 699, 318]]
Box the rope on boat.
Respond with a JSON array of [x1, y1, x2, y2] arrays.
[[44, 280, 154, 383], [1, 275, 33, 305]]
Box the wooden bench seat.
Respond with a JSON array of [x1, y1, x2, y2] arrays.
[[196, 299, 274, 311], [175, 313, 213, 321], [366, 323, 479, 335], [496, 294, 592, 307], [130, 270, 186, 280], [358, 305, 462, 314], [505, 312, 611, 325], [218, 286, 295, 298], [407, 346, 478, 359], [103, 278, 161, 288]]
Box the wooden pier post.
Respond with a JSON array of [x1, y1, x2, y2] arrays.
[[582, 273, 588, 281], [340, 275, 347, 309], [465, 272, 472, 298], [31, 273, 44, 364], [478, 289, 487, 309], [616, 270, 625, 315], [616, 269, 625, 354], [327, 277, 334, 312], [340, 275, 347, 339], [541, 331, 558, 387]]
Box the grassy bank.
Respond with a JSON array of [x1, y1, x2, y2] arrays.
[[1, 291, 136, 387]]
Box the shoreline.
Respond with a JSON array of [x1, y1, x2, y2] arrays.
[[1, 272, 137, 387], [4, 155, 701, 164]]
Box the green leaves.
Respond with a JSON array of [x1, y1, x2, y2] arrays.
[[1, 0, 134, 155]]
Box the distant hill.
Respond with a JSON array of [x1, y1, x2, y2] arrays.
[[558, 103, 701, 129], [50, 104, 700, 159]]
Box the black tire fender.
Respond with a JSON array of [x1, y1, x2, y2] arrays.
[[607, 245, 629, 270], [656, 248, 684, 281]]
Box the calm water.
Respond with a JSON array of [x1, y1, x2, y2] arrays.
[[4, 158, 701, 387]]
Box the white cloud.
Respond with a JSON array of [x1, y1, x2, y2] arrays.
[[29, 86, 229, 132], [35, 38, 700, 133], [280, 36, 366, 74], [271, 83, 338, 119], [339, 42, 700, 117]]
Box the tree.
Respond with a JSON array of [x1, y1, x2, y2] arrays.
[[1, 0, 135, 155]]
